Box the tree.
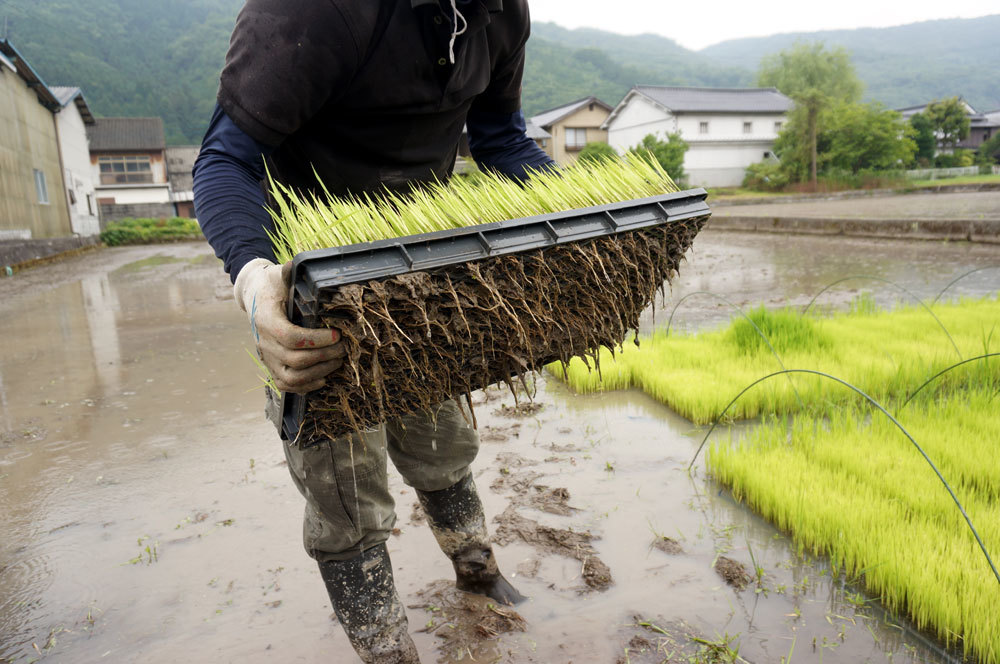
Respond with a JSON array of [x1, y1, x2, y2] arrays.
[[925, 97, 970, 152], [757, 42, 862, 187], [577, 141, 619, 164], [908, 113, 936, 165], [824, 103, 916, 173], [628, 133, 688, 182], [976, 133, 1000, 166]]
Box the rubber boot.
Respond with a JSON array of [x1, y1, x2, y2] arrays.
[[416, 473, 526, 606], [317, 544, 421, 664]]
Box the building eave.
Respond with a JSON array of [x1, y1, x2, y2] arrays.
[[0, 39, 61, 112], [601, 87, 676, 131], [531, 96, 613, 130]]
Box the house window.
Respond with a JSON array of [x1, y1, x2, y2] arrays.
[[565, 127, 587, 150], [699, 121, 709, 134], [743, 122, 753, 134], [87, 194, 95, 216], [774, 121, 783, 133], [99, 155, 154, 185], [34, 169, 50, 204]]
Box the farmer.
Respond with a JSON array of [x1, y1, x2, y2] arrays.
[[191, 0, 554, 661]]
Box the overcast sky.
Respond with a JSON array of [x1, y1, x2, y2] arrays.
[[527, 1, 999, 50]]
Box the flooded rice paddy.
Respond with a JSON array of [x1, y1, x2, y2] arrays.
[[1, 231, 998, 663]]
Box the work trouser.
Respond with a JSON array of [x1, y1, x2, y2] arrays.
[[282, 399, 480, 563]]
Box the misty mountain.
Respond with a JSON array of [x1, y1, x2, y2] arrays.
[[2, 0, 995, 145], [698, 15, 1000, 111]]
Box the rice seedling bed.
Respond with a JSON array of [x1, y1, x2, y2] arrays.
[[553, 297, 1000, 424], [708, 392, 1000, 663], [267, 157, 709, 444], [553, 294, 1000, 662]]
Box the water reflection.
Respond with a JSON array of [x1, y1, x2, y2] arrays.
[[80, 274, 123, 394]]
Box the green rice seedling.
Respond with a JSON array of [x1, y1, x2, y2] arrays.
[[708, 391, 1000, 664], [551, 296, 1000, 424], [726, 306, 831, 356], [266, 154, 678, 260], [262, 154, 706, 441]]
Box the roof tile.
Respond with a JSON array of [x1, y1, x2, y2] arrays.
[[634, 86, 793, 113], [87, 117, 165, 151]]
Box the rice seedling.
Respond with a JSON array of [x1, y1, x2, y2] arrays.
[[552, 290, 999, 661], [552, 297, 999, 424], [708, 392, 1000, 664], [264, 155, 708, 442], [267, 154, 679, 261]]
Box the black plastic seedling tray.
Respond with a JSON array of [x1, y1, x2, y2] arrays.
[[277, 187, 710, 441]]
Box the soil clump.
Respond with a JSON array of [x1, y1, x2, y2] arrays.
[[614, 616, 750, 663], [492, 505, 612, 591], [295, 221, 705, 445], [493, 402, 543, 418], [651, 536, 684, 555], [410, 580, 526, 661], [714, 556, 752, 590]]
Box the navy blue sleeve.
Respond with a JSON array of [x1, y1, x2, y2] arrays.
[[466, 108, 556, 181], [192, 103, 277, 282]]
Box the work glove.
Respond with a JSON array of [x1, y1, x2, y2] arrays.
[[233, 258, 345, 394]]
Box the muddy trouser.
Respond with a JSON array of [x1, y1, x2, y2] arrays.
[[283, 399, 479, 563]]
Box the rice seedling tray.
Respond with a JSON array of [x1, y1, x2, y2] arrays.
[[278, 188, 710, 443]]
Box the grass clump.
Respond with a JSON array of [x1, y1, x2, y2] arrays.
[[100, 217, 202, 246], [552, 296, 999, 423]]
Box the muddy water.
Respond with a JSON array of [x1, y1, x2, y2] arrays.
[[0, 234, 996, 664]]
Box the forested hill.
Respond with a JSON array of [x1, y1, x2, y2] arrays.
[[2, 0, 996, 144], [0, 0, 242, 144], [523, 23, 751, 115], [698, 15, 1000, 112]]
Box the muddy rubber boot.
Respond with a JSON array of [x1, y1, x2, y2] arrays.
[[416, 473, 526, 606], [317, 544, 421, 664]]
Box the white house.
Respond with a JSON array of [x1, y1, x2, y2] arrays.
[[603, 86, 793, 188], [51, 87, 100, 236]]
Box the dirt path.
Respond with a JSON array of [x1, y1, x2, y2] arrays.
[[710, 191, 1000, 221], [1, 238, 994, 663]]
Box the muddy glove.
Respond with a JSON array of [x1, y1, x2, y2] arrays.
[[234, 258, 345, 394]]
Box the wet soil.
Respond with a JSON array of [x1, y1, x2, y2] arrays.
[[410, 580, 526, 661], [613, 616, 751, 664], [1, 233, 996, 663]]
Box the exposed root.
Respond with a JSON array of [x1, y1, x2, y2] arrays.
[[296, 221, 704, 445]]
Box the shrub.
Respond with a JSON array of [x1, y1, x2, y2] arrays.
[[577, 141, 619, 164], [742, 160, 789, 192], [100, 217, 202, 246], [627, 133, 688, 183], [935, 149, 975, 168]]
